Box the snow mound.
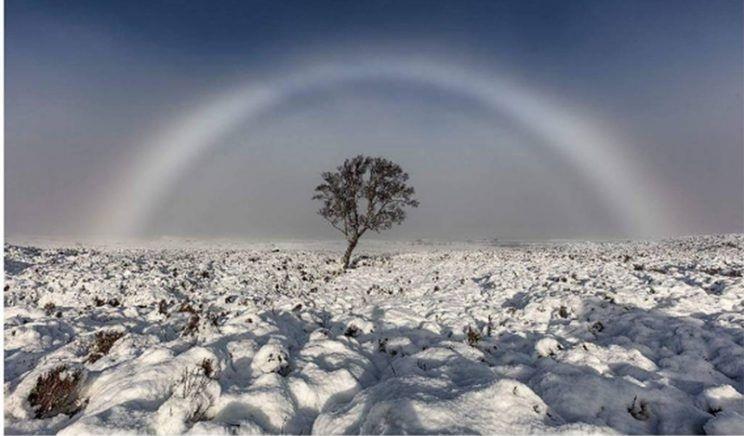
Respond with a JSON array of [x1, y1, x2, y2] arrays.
[[313, 376, 609, 434]]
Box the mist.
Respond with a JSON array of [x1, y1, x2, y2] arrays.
[[6, 0, 743, 241]]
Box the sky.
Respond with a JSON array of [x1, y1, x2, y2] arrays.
[[5, 0, 743, 241]]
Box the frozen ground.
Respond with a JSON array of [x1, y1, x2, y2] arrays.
[[4, 235, 744, 434]]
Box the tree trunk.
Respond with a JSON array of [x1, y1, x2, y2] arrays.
[[342, 237, 358, 269]]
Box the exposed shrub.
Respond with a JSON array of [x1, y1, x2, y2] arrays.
[[199, 358, 215, 378], [86, 330, 125, 363], [158, 299, 170, 315], [175, 366, 217, 407], [28, 366, 85, 419], [466, 326, 482, 346], [183, 313, 200, 336], [178, 302, 197, 314], [171, 366, 218, 423]]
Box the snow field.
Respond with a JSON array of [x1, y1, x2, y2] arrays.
[[4, 235, 744, 434]]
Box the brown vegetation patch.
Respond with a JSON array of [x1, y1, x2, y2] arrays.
[[86, 330, 125, 363], [28, 366, 85, 419]]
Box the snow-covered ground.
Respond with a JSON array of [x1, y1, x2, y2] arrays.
[[4, 235, 744, 434]]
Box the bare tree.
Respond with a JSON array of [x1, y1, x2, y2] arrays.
[[313, 155, 419, 269]]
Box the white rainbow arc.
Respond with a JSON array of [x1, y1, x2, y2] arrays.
[[97, 59, 670, 238]]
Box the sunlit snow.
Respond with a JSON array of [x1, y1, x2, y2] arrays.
[[4, 236, 744, 434]]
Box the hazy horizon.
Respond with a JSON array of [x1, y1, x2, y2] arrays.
[[6, 0, 743, 241]]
